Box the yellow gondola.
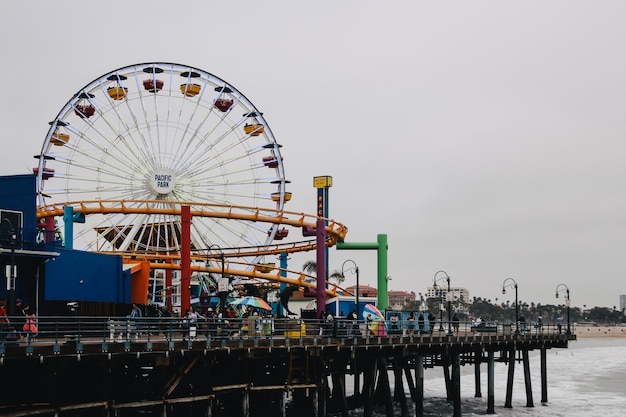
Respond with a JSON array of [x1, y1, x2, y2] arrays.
[[271, 192, 292, 202], [244, 123, 264, 136], [255, 263, 275, 273], [180, 83, 201, 97], [51, 132, 70, 146], [107, 86, 128, 100]]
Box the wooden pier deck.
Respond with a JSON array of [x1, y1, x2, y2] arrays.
[[0, 318, 575, 417]]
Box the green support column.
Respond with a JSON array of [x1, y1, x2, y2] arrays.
[[336, 234, 389, 309]]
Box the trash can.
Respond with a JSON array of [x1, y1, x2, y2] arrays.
[[261, 318, 272, 337]]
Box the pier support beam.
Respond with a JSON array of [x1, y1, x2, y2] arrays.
[[376, 357, 394, 417], [317, 380, 327, 417], [504, 348, 516, 408], [403, 364, 416, 402], [363, 357, 378, 417], [451, 350, 461, 417], [522, 349, 534, 407], [541, 347, 548, 403], [393, 366, 409, 417], [415, 354, 424, 417], [486, 350, 495, 414], [474, 349, 482, 398], [331, 373, 349, 417], [443, 353, 452, 402]]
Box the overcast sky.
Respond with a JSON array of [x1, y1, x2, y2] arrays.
[[1, 1, 625, 309]]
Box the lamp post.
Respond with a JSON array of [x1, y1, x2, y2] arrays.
[[2, 218, 17, 316], [340, 259, 360, 396], [555, 283, 571, 335], [341, 260, 360, 314], [502, 278, 519, 335], [208, 244, 226, 314], [433, 270, 451, 334]]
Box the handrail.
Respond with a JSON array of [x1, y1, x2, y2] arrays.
[[0, 315, 575, 357]]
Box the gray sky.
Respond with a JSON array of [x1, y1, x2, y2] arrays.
[[1, 1, 625, 309]]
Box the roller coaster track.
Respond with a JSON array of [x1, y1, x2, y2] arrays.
[[36, 199, 350, 297]]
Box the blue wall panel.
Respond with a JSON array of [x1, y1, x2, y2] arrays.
[[45, 248, 129, 303]]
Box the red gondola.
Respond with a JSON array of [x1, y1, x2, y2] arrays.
[[143, 79, 164, 93], [270, 228, 289, 240], [214, 97, 233, 112], [33, 167, 55, 180], [75, 104, 96, 118], [263, 156, 282, 168]]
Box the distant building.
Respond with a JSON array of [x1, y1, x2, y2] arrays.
[[426, 286, 470, 313], [387, 291, 416, 310], [620, 294, 626, 313], [344, 284, 378, 298]]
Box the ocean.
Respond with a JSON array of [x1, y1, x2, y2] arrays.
[[344, 337, 626, 416]]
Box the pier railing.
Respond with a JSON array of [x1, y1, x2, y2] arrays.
[[0, 315, 574, 355]]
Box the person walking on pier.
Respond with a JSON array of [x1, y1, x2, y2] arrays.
[[452, 313, 460, 334]]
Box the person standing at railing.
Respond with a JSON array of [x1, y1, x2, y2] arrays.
[[185, 307, 204, 340], [390, 312, 400, 335], [427, 312, 436, 334], [556, 315, 563, 334], [14, 299, 26, 341], [0, 301, 9, 341], [348, 310, 360, 337], [417, 312, 425, 335], [128, 303, 142, 337], [406, 312, 416, 336], [22, 305, 37, 341], [160, 306, 173, 339]]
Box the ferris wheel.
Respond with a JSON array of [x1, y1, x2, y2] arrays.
[[34, 63, 290, 258]]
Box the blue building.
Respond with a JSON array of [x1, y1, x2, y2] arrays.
[[0, 174, 131, 316]]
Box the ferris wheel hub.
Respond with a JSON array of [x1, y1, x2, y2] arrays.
[[150, 170, 176, 195]]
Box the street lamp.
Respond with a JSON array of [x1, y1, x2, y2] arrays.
[[207, 244, 226, 314], [341, 260, 359, 314], [433, 270, 452, 334], [555, 283, 571, 335], [341, 259, 360, 396], [502, 278, 519, 335], [2, 218, 17, 316]]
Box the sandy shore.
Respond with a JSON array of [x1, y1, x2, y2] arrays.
[[574, 325, 626, 338]]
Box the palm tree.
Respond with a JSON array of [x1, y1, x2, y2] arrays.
[[302, 260, 345, 284]]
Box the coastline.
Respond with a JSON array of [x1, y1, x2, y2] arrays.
[[574, 325, 626, 338]]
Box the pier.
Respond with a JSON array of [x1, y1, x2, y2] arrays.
[[0, 317, 575, 417]]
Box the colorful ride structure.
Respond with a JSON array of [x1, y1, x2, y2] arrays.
[[23, 63, 356, 316]]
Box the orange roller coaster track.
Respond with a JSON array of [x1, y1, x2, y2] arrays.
[[36, 199, 350, 297]]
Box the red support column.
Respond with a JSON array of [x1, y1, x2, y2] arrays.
[[166, 260, 173, 310], [180, 206, 192, 315]]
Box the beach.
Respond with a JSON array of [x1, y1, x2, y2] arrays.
[[574, 324, 626, 338]]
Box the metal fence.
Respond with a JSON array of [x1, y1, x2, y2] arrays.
[[0, 315, 572, 351]]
